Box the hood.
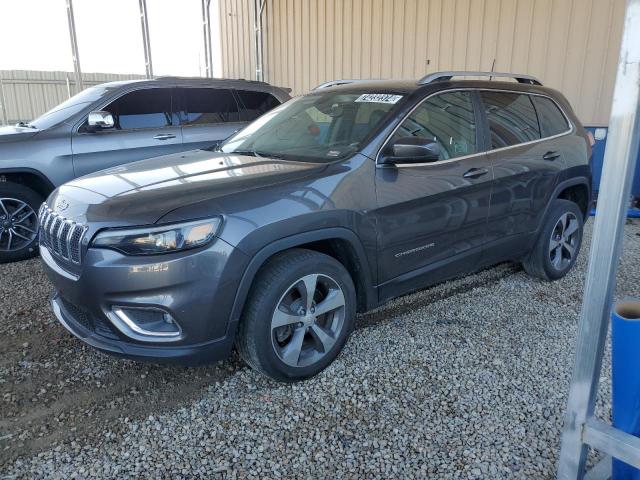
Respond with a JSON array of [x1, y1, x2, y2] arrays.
[[0, 125, 40, 143], [48, 149, 326, 226]]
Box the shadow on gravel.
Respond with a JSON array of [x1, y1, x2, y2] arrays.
[[0, 258, 519, 467]]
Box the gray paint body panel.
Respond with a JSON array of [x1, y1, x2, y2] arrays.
[[37, 80, 592, 364]]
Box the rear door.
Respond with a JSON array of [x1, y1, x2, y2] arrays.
[[374, 90, 493, 300], [72, 87, 183, 177], [179, 87, 246, 151], [479, 91, 568, 262]]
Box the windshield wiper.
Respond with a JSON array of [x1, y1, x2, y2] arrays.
[[15, 121, 36, 129]]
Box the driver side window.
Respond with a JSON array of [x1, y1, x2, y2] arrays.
[[392, 91, 477, 161], [103, 88, 174, 131]]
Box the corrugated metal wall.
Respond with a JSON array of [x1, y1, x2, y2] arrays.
[[219, 0, 626, 126], [0, 70, 145, 125]]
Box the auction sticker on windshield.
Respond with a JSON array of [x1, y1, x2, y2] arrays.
[[355, 93, 403, 104]]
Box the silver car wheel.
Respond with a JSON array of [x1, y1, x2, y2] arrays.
[[271, 273, 346, 368], [549, 212, 579, 271], [0, 198, 38, 252]]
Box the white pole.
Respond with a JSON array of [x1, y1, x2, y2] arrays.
[[557, 0, 640, 478], [65, 0, 83, 92], [139, 0, 153, 78]]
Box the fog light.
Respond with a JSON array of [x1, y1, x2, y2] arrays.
[[109, 306, 182, 342]]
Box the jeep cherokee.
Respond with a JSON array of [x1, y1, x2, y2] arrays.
[[39, 71, 592, 382]]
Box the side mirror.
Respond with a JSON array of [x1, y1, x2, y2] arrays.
[[87, 111, 115, 129], [381, 137, 441, 165]]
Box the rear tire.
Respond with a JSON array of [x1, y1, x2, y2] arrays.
[[236, 249, 356, 382], [522, 199, 584, 281], [0, 183, 42, 264]]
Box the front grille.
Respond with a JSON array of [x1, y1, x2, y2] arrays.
[[58, 296, 118, 340], [38, 204, 87, 264], [59, 297, 93, 331]]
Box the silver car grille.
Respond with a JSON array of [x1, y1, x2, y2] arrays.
[[38, 204, 87, 264]]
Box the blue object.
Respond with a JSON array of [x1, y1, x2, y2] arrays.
[[611, 299, 640, 480], [586, 126, 640, 199]]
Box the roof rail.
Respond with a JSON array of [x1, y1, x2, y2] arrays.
[[154, 75, 269, 84], [417, 71, 542, 86]]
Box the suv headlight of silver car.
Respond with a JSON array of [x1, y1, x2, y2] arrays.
[[92, 218, 221, 255]]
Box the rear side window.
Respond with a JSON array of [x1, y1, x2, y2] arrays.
[[391, 91, 477, 160], [532, 96, 570, 137], [235, 90, 281, 121], [183, 88, 239, 125], [480, 92, 540, 148], [106, 88, 173, 130]]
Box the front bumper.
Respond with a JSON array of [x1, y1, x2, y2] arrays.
[[40, 238, 249, 365]]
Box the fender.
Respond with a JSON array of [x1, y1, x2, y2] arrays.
[[543, 175, 592, 222], [228, 227, 377, 328]]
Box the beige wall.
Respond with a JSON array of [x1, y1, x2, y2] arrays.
[[219, 0, 625, 126]]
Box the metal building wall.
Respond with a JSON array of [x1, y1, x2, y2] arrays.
[[0, 70, 145, 125], [219, 0, 626, 126]]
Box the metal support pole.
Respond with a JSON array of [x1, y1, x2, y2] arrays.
[[557, 0, 640, 478], [0, 77, 8, 126], [138, 0, 153, 78], [202, 0, 214, 78], [254, 0, 266, 81], [65, 0, 83, 93]]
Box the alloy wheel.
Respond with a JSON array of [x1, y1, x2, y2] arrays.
[[271, 273, 346, 368], [549, 212, 579, 271], [0, 198, 38, 252]]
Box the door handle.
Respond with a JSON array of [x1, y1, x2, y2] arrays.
[[153, 133, 176, 141], [462, 167, 489, 179], [543, 151, 560, 161]]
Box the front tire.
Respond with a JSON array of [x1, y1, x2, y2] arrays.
[[522, 199, 584, 281], [0, 183, 42, 264], [236, 249, 356, 382]]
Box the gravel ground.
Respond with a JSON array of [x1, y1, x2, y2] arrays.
[[1, 219, 640, 479]]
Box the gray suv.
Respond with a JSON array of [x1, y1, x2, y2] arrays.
[[0, 77, 290, 263], [39, 72, 592, 382]]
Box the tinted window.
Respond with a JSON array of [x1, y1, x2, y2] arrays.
[[184, 88, 239, 125], [481, 92, 540, 148], [220, 92, 401, 162], [235, 90, 281, 121], [533, 96, 569, 137], [105, 88, 173, 130], [391, 91, 477, 160]]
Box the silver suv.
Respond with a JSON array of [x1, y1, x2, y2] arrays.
[[0, 77, 290, 263]]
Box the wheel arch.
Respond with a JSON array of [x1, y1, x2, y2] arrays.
[[0, 168, 55, 201], [229, 228, 377, 328], [545, 176, 592, 222]]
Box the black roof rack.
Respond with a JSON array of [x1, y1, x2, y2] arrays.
[[417, 71, 542, 86], [153, 76, 270, 85]]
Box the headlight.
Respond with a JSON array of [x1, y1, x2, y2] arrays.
[[92, 218, 221, 255]]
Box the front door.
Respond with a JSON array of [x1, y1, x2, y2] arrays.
[[72, 87, 183, 177], [374, 90, 493, 301]]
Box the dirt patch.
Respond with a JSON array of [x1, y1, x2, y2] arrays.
[[0, 258, 242, 468]]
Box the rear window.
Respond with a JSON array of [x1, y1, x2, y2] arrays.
[[235, 90, 281, 121], [532, 96, 570, 137], [480, 92, 541, 149], [183, 88, 240, 125]]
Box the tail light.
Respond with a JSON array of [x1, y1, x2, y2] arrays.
[[587, 131, 596, 147]]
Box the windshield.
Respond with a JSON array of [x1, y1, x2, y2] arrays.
[[29, 86, 108, 129], [220, 91, 404, 162]]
